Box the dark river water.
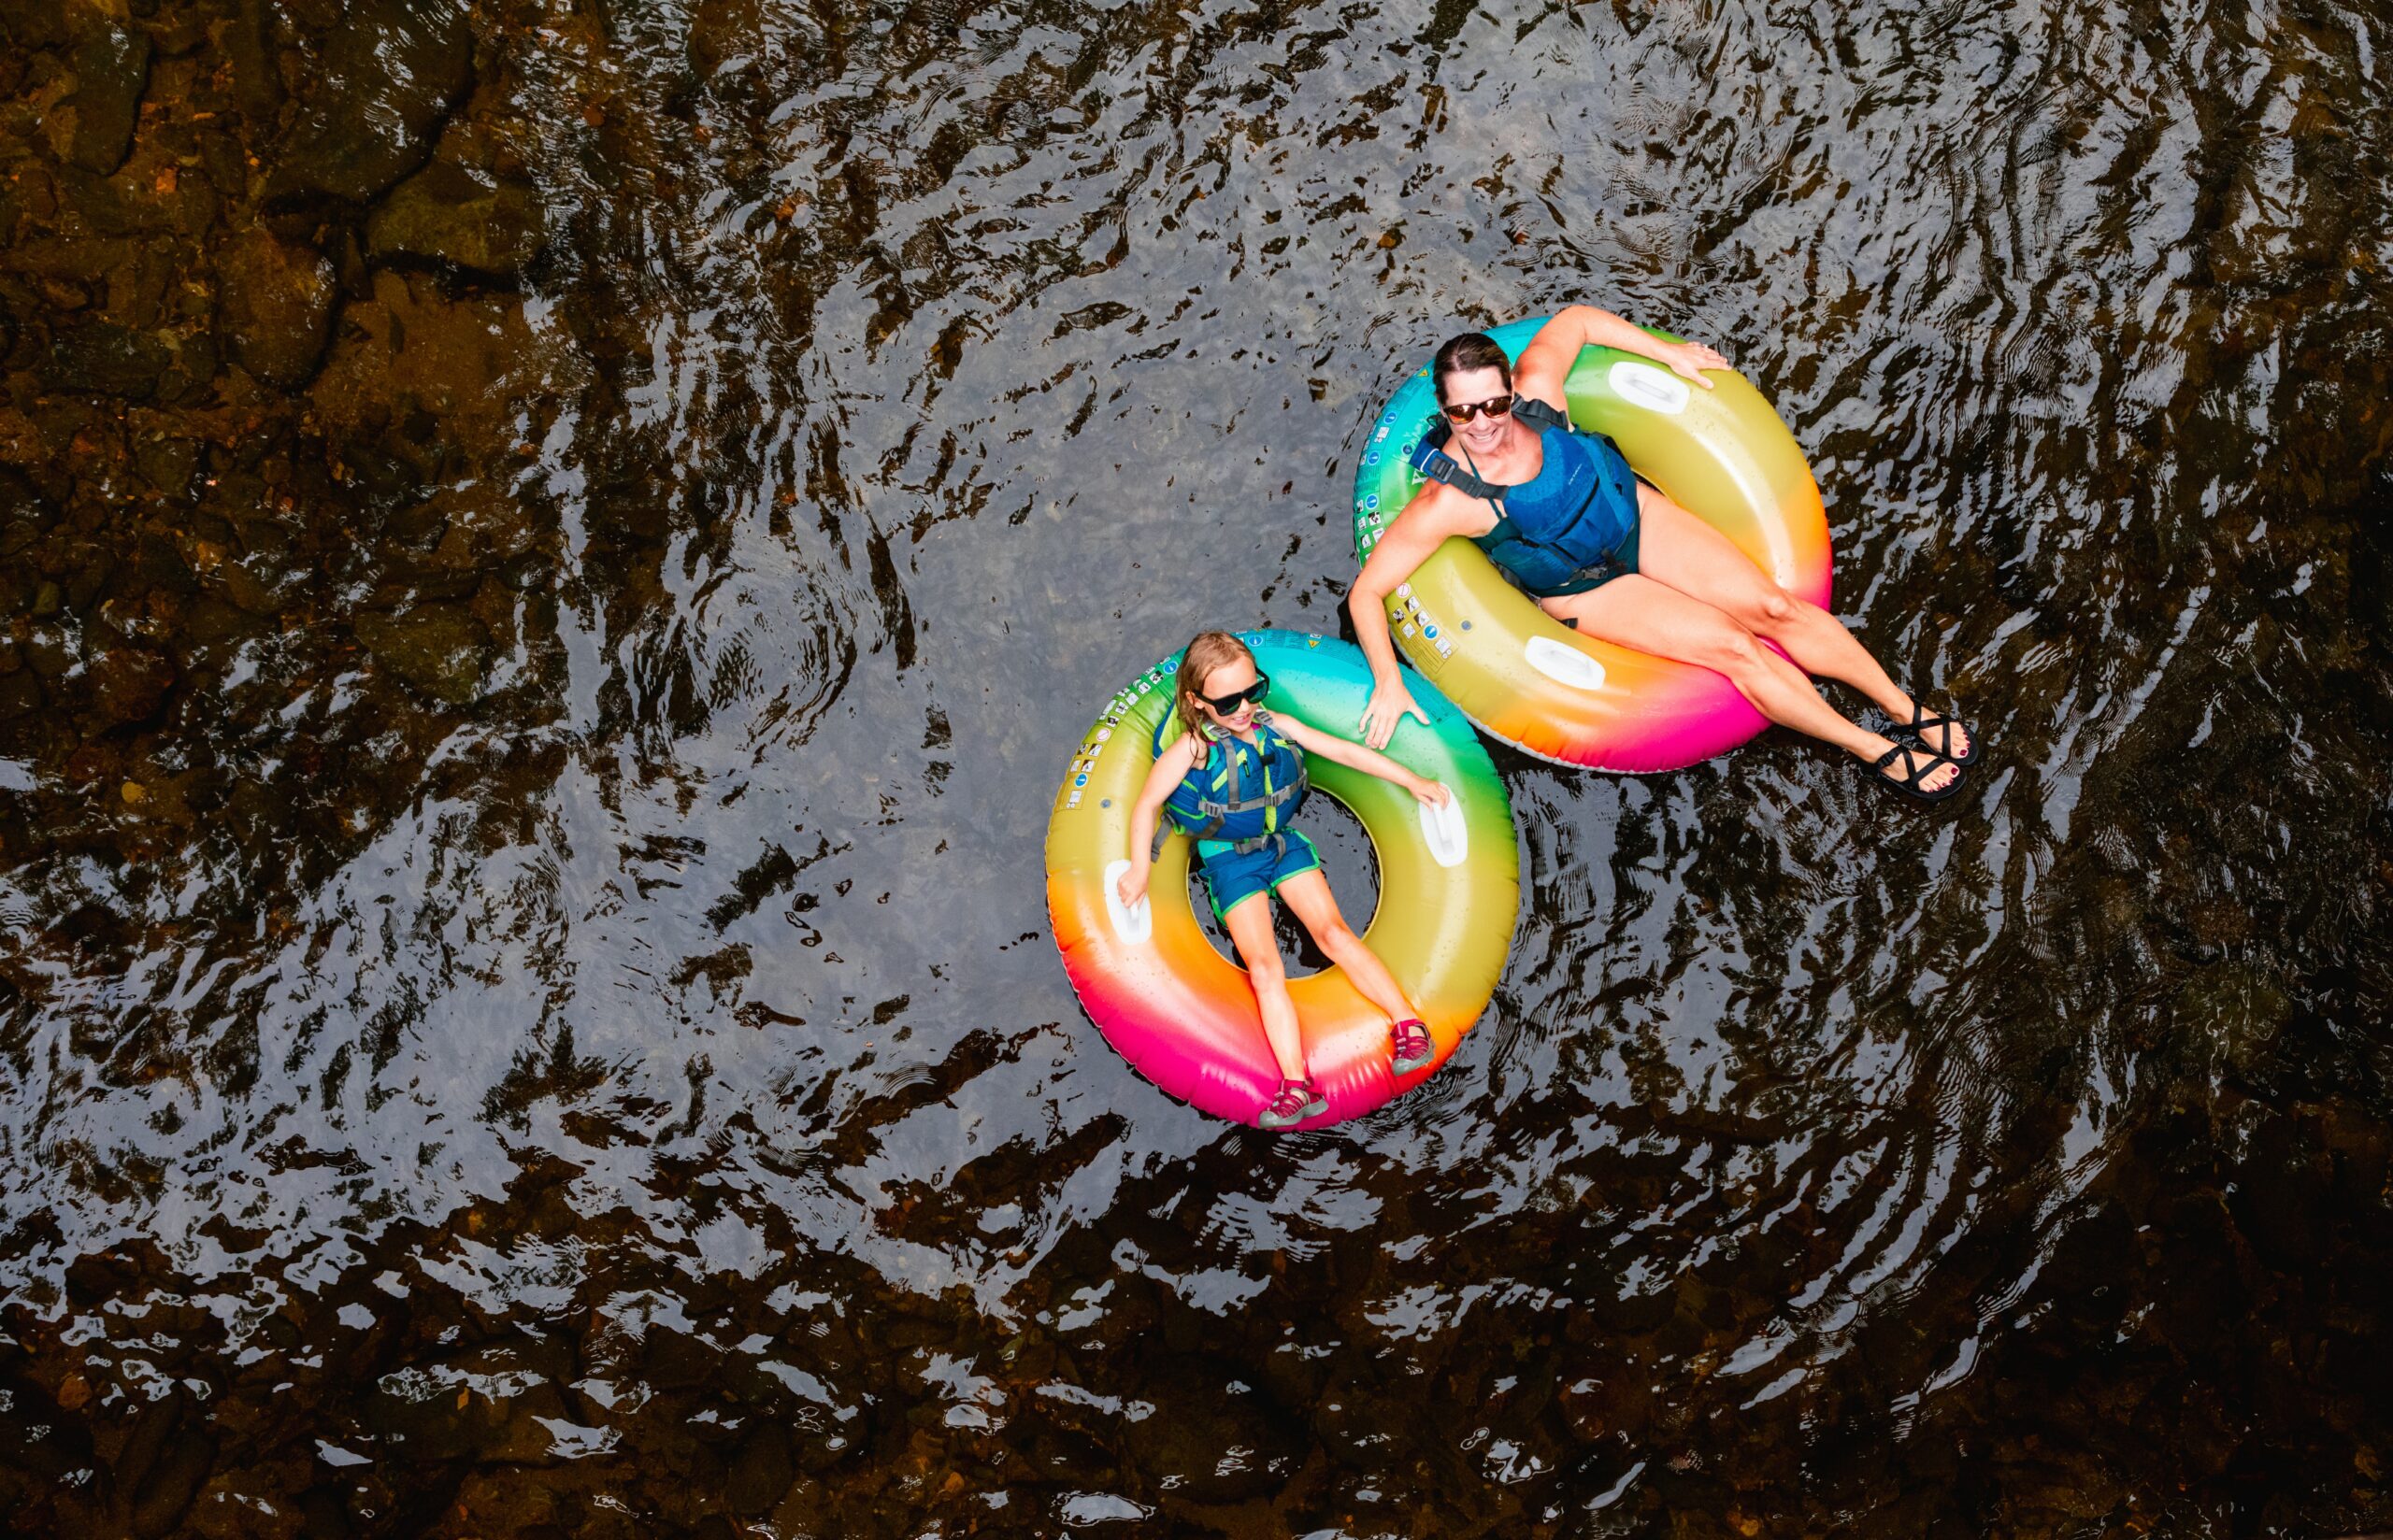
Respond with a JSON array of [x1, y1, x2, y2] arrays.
[[3, 0, 2391, 1534]]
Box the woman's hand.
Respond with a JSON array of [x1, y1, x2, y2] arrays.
[[1410, 777, 1453, 809], [1360, 678, 1430, 750], [1116, 863, 1149, 909], [1661, 338, 1728, 388]]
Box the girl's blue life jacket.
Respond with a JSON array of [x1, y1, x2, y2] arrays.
[[1152, 709, 1310, 857], [1409, 396, 1640, 595]]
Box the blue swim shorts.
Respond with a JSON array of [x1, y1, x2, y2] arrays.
[[1195, 831, 1321, 921]]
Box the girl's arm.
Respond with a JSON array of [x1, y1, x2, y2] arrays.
[[1512, 303, 1727, 406], [1270, 713, 1452, 806], [1119, 740, 1195, 905]]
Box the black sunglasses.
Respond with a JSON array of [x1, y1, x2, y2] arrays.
[[1440, 393, 1515, 424], [1198, 673, 1270, 714]]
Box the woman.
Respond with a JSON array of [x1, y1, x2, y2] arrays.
[[1119, 631, 1451, 1129], [1352, 306, 1974, 800]]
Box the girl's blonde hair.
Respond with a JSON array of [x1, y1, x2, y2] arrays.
[[1173, 631, 1254, 746]]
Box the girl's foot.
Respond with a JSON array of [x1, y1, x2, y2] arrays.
[[1257, 1077, 1327, 1131], [1867, 739, 1962, 803], [1897, 702, 1975, 765], [1390, 1019, 1435, 1075]]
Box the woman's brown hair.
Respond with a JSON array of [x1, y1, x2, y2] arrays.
[[1432, 332, 1512, 403], [1173, 631, 1254, 747]]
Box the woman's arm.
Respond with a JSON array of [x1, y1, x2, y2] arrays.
[[1352, 487, 1485, 749], [1118, 741, 1194, 905], [1271, 713, 1452, 806], [1513, 303, 1728, 406]]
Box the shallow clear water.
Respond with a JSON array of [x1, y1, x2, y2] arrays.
[[2, 0, 2390, 1533]]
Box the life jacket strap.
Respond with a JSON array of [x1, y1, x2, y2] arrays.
[[1510, 396, 1571, 432], [1409, 437, 1505, 501], [1195, 765, 1309, 825]]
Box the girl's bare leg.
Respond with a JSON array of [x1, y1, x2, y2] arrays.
[[1223, 896, 1307, 1081], [1273, 869, 1417, 1022]]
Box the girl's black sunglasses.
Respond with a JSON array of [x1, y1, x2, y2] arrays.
[[1200, 674, 1270, 714]]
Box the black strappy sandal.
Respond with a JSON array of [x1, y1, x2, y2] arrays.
[[1870, 741, 1964, 804], [1897, 703, 1976, 766]]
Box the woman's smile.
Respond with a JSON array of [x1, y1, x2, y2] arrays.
[[1455, 410, 1510, 455]]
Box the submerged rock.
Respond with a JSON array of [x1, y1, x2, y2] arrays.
[[217, 231, 337, 389], [222, 0, 283, 121], [144, 8, 213, 58], [366, 162, 546, 278], [48, 321, 171, 399], [130, 530, 197, 596], [2173, 960, 2293, 1080], [134, 437, 201, 500], [1121, 1361, 1291, 1503], [638, 1327, 721, 1392], [124, 1403, 214, 1537], [441, 1469, 559, 1535], [82, 643, 177, 732], [104, 1387, 214, 1539], [60, 24, 151, 177], [179, 596, 255, 651], [309, 269, 554, 486], [267, 0, 474, 202], [426, 481, 538, 569], [0, 473, 54, 550], [183, 1468, 305, 1540], [726, 1425, 795, 1516], [689, 0, 766, 78], [0, 5, 76, 49], [54, 154, 220, 240], [358, 1356, 569, 1464], [352, 603, 490, 705]]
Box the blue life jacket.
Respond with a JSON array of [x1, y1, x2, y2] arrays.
[[1154, 711, 1309, 855], [1409, 397, 1640, 595]]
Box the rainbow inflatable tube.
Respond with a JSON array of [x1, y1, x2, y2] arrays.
[[1352, 315, 1834, 771], [1046, 631, 1518, 1130]]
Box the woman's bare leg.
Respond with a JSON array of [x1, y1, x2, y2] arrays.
[[1633, 487, 1972, 760], [1544, 576, 1959, 791], [1223, 896, 1307, 1081]]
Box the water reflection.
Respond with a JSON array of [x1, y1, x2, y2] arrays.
[[1, 0, 2389, 1533]]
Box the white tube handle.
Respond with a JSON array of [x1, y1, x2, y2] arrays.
[[1526, 636, 1607, 692], [1418, 791, 1468, 868], [1100, 859, 1152, 944], [1609, 360, 1692, 414]]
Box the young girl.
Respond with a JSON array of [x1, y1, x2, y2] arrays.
[[1117, 632, 1454, 1130]]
